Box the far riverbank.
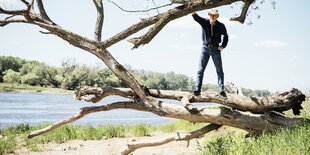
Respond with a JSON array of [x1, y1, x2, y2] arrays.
[[0, 83, 74, 94]]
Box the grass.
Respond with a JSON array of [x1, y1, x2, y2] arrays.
[[0, 124, 30, 154], [0, 83, 73, 94], [157, 120, 208, 133], [0, 122, 156, 154], [197, 124, 310, 155]]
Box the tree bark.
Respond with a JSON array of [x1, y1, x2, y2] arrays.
[[121, 123, 222, 155], [75, 86, 305, 115]]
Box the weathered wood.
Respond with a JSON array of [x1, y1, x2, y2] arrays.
[[181, 95, 198, 112], [121, 123, 222, 155], [75, 86, 305, 115], [93, 0, 104, 42]]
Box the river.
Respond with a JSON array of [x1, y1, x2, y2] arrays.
[[0, 92, 214, 128]]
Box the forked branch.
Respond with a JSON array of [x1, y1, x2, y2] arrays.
[[121, 123, 222, 155], [230, 0, 255, 23], [28, 101, 143, 138], [36, 0, 55, 25], [108, 0, 173, 13]]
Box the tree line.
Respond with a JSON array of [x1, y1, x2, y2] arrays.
[[0, 56, 270, 97]]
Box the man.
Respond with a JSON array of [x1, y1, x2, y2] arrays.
[[192, 9, 229, 96]]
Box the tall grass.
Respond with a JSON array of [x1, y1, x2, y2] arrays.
[[197, 123, 310, 155], [0, 124, 30, 154], [24, 123, 152, 145], [0, 122, 155, 153]]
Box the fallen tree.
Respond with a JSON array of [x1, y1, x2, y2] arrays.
[[1, 0, 309, 154]]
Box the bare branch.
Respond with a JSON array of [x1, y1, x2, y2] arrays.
[[93, 0, 104, 42], [151, 0, 160, 14], [4, 15, 16, 20], [0, 19, 28, 26], [28, 101, 142, 138], [230, 0, 255, 24], [0, 7, 28, 15], [36, 0, 56, 25], [98, 14, 161, 50], [170, 0, 191, 4], [121, 123, 222, 155], [20, 0, 30, 5], [108, 0, 173, 13], [128, 0, 242, 49], [32, 21, 98, 50]]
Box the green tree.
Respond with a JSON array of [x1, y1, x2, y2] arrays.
[[3, 69, 21, 83], [0, 56, 26, 82], [61, 65, 90, 90], [20, 73, 43, 86], [19, 61, 40, 75], [19, 61, 47, 86], [100, 68, 126, 87], [145, 72, 167, 90], [33, 64, 63, 88]]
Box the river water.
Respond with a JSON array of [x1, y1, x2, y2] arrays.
[[0, 92, 214, 128]]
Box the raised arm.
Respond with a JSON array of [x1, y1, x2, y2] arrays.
[[192, 12, 207, 27]]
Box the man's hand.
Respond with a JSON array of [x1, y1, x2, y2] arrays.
[[218, 46, 224, 51]]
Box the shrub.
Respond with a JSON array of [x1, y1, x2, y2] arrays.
[[3, 69, 21, 83]]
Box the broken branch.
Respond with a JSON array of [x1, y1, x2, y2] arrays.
[[121, 123, 222, 155], [93, 0, 104, 42], [230, 0, 254, 23]]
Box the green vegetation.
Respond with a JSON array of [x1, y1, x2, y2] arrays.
[[0, 83, 73, 94], [197, 124, 310, 155], [157, 120, 208, 132], [197, 95, 310, 154], [0, 56, 270, 97], [0, 122, 155, 153], [0, 56, 26, 82]]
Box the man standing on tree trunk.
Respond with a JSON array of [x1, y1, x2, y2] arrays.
[[192, 9, 229, 97]]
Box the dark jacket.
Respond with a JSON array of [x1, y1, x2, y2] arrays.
[[192, 13, 229, 48]]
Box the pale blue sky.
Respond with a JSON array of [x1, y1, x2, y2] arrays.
[[0, 0, 309, 93]]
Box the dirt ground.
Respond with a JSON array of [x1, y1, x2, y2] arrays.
[[13, 133, 205, 155]]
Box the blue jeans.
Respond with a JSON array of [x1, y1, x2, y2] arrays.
[[195, 45, 224, 92]]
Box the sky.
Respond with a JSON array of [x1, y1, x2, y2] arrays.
[[0, 0, 309, 93]]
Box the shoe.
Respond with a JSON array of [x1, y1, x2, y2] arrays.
[[193, 90, 201, 96], [219, 91, 227, 97]]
